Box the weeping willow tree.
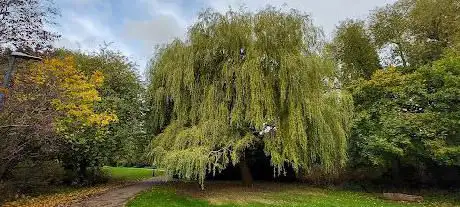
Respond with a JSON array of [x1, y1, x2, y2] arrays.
[[146, 7, 353, 188]]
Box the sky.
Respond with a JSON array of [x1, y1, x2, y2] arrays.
[[53, 0, 397, 74]]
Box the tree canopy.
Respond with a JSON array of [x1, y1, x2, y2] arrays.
[[146, 8, 353, 187], [71, 48, 147, 166], [0, 54, 117, 181], [330, 19, 380, 84], [341, 0, 460, 185], [369, 0, 460, 68]]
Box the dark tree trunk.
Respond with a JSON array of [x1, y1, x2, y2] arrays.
[[0, 164, 7, 181], [78, 161, 88, 184], [391, 158, 402, 185], [240, 155, 253, 186], [396, 42, 407, 68], [0, 159, 15, 181]]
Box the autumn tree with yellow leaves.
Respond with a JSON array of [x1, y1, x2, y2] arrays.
[[0, 54, 117, 186]]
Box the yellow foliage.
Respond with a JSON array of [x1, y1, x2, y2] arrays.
[[2, 183, 121, 207], [0, 87, 8, 95], [14, 55, 117, 132], [366, 67, 407, 87], [90, 70, 104, 87]]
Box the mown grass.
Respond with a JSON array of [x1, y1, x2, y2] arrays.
[[102, 166, 164, 181], [127, 182, 460, 207]]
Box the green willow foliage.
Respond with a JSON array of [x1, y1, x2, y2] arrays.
[[146, 8, 353, 187]]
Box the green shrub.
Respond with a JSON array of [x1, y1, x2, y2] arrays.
[[10, 160, 65, 192]]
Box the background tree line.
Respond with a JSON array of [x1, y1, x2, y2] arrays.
[[330, 0, 460, 188]]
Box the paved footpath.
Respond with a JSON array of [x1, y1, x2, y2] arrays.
[[70, 177, 168, 207]]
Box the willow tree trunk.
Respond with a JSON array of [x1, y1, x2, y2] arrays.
[[391, 158, 402, 185], [240, 155, 253, 186]]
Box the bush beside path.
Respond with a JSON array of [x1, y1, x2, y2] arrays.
[[1, 167, 164, 207]]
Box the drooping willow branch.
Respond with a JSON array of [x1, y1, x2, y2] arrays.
[[146, 8, 353, 187]]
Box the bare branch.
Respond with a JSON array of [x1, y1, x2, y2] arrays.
[[0, 124, 31, 128]]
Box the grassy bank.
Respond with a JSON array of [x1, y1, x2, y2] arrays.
[[127, 182, 460, 207], [102, 166, 162, 181]]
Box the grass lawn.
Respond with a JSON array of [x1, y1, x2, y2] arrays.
[[127, 182, 460, 207], [102, 166, 165, 181]]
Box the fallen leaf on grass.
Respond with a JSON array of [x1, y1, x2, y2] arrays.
[[2, 183, 122, 207]]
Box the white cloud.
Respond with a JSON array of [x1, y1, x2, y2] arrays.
[[121, 0, 196, 70], [53, 2, 138, 65], [56, 14, 117, 50], [204, 0, 397, 36], [138, 0, 191, 28], [124, 15, 184, 46]]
